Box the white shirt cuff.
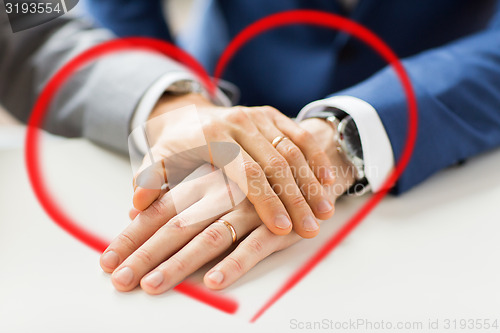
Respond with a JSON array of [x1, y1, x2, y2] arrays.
[[297, 95, 395, 192], [131, 72, 232, 154]]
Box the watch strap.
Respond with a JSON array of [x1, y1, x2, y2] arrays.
[[165, 79, 203, 95], [305, 107, 369, 196]]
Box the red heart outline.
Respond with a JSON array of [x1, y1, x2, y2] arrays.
[[24, 10, 417, 322]]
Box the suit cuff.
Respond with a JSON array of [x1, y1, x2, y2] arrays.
[[297, 96, 394, 192], [78, 51, 192, 153]]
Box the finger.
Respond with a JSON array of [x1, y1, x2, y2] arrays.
[[133, 187, 162, 211], [133, 184, 170, 213], [233, 110, 320, 238], [133, 158, 168, 211], [140, 201, 261, 294], [110, 197, 228, 292], [100, 179, 204, 274], [203, 224, 301, 290], [270, 109, 336, 186], [129, 208, 140, 220], [111, 204, 208, 291], [101, 192, 179, 274], [275, 137, 334, 222], [247, 108, 335, 222], [213, 144, 294, 237]]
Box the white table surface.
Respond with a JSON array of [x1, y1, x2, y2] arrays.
[[1, 126, 499, 333]]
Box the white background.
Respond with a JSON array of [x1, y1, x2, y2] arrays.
[[0, 126, 499, 332]]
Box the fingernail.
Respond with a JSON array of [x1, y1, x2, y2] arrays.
[[317, 199, 333, 214], [143, 271, 164, 288], [101, 251, 119, 269], [274, 214, 292, 229], [113, 267, 134, 286], [303, 216, 319, 231], [207, 270, 224, 285]]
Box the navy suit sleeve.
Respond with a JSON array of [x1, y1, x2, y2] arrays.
[[83, 0, 173, 41], [334, 9, 500, 194]]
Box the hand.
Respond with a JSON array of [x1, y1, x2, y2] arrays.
[[103, 163, 261, 292], [102, 155, 354, 293], [133, 93, 337, 238]]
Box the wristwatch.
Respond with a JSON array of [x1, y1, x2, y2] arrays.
[[164, 79, 203, 95], [310, 107, 369, 195]]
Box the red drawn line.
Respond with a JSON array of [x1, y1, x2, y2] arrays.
[[250, 189, 389, 322], [211, 10, 417, 322], [25, 10, 416, 320]]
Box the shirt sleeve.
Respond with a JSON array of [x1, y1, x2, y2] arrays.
[[297, 95, 394, 193]]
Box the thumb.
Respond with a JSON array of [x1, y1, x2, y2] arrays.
[[132, 159, 167, 211]]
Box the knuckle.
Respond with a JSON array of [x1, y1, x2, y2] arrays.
[[116, 232, 138, 252], [166, 216, 190, 233], [201, 118, 228, 140], [260, 105, 278, 116], [200, 226, 226, 248], [246, 237, 264, 255], [243, 107, 258, 116], [169, 256, 187, 273], [245, 108, 265, 121], [256, 192, 279, 205], [302, 179, 320, 194], [241, 160, 263, 179], [227, 107, 250, 125], [283, 144, 303, 161], [296, 129, 313, 145], [267, 155, 288, 170], [145, 198, 167, 218], [134, 247, 154, 265], [289, 194, 307, 208], [225, 256, 244, 274]]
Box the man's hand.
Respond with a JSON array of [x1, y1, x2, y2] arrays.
[[101, 144, 355, 293], [132, 93, 338, 239], [298, 117, 356, 192]]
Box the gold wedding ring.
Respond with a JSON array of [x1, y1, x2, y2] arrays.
[[216, 219, 237, 244], [272, 135, 288, 148]]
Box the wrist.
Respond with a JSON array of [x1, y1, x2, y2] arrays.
[[299, 118, 356, 196]]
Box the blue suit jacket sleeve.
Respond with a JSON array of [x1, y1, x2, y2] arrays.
[[334, 9, 500, 194], [83, 0, 172, 41]]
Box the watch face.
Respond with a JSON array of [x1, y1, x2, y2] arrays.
[[342, 118, 363, 160]]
